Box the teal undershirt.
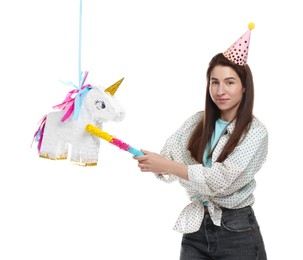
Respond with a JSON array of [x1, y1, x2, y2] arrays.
[[202, 118, 229, 206]]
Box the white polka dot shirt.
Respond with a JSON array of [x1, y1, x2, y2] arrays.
[[156, 111, 268, 234]]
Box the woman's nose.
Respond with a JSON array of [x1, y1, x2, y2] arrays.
[[217, 84, 225, 95]]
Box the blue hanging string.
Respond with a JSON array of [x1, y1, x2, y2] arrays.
[[56, 0, 91, 121], [78, 0, 83, 88]]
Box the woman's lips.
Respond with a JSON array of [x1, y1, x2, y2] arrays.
[[217, 98, 229, 104]]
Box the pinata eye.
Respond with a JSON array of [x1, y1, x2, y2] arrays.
[[95, 100, 106, 110]]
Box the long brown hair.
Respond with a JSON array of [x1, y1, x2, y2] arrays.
[[188, 53, 254, 164]]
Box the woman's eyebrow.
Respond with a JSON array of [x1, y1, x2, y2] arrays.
[[225, 77, 236, 80], [210, 77, 236, 81]]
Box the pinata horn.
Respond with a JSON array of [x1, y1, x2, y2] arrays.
[[104, 77, 124, 96]]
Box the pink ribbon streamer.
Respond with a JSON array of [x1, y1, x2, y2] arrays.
[[53, 71, 91, 122]]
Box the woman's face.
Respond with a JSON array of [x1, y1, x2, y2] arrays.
[[209, 65, 244, 122]]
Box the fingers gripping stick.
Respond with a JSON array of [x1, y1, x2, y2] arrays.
[[85, 124, 144, 156]]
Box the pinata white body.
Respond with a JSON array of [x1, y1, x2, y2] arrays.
[[39, 86, 125, 166]]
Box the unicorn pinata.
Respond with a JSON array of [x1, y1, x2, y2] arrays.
[[32, 71, 125, 166]]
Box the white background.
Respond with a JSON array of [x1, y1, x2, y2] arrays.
[[0, 0, 302, 259]]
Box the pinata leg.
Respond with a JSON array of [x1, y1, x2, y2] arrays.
[[69, 136, 100, 166], [39, 140, 69, 160], [39, 113, 69, 160], [70, 145, 99, 166]]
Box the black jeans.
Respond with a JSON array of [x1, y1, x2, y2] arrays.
[[180, 206, 267, 260]]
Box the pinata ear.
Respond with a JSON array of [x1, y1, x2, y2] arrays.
[[223, 23, 255, 66], [104, 78, 124, 96]]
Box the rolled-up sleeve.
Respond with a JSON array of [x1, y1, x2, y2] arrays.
[[156, 112, 202, 183]]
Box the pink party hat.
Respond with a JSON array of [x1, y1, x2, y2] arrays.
[[223, 23, 255, 66]]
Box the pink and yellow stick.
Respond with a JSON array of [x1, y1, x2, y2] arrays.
[[85, 124, 144, 156]]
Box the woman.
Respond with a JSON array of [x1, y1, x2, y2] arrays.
[[134, 24, 268, 259]]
